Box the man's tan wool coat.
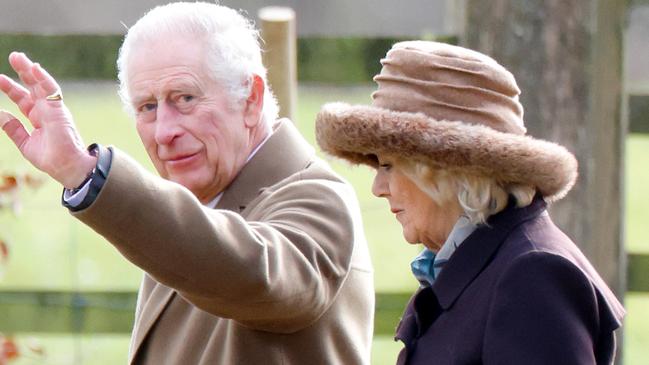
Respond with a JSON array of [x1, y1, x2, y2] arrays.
[[72, 120, 375, 364]]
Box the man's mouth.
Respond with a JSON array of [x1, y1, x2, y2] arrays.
[[165, 152, 199, 167]]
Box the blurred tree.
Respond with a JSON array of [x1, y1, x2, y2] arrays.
[[463, 0, 626, 361], [464, 0, 626, 296]]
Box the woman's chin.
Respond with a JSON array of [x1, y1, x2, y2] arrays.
[[401, 232, 419, 245]]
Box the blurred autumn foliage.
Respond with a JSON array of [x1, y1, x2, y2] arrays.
[[0, 174, 19, 277], [0, 335, 19, 365], [0, 334, 44, 365], [0, 170, 45, 364], [0, 172, 44, 277]]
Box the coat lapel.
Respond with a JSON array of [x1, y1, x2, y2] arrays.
[[394, 287, 442, 355], [432, 196, 547, 310], [216, 119, 314, 213], [127, 119, 313, 363], [394, 197, 548, 363], [129, 279, 176, 364]]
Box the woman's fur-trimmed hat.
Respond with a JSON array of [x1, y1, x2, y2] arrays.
[[315, 41, 578, 202]]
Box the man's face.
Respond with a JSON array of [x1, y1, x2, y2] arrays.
[[127, 37, 253, 203]]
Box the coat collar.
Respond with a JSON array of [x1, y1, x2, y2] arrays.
[[432, 195, 547, 309], [216, 119, 314, 212], [395, 196, 547, 347]]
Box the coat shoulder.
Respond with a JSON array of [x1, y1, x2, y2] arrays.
[[493, 217, 625, 331]]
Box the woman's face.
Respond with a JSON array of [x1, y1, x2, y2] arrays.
[[371, 156, 462, 251]]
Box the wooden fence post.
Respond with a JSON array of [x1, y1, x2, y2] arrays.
[[463, 0, 627, 361], [258, 6, 297, 121]]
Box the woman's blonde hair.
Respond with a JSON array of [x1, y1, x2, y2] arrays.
[[398, 160, 537, 225]]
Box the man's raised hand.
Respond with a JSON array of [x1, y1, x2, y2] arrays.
[[0, 52, 96, 189]]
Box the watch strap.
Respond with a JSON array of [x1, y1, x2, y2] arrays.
[[61, 143, 112, 211]]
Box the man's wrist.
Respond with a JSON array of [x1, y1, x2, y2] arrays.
[[61, 144, 112, 211], [60, 150, 97, 190], [63, 153, 98, 190]]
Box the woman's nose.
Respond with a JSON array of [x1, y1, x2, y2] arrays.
[[372, 170, 389, 197]]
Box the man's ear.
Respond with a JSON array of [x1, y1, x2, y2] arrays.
[[243, 74, 265, 128]]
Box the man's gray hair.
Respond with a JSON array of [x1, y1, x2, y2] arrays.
[[117, 2, 279, 124]]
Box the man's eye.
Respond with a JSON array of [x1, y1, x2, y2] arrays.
[[179, 95, 194, 103], [379, 163, 392, 171], [138, 103, 157, 113]]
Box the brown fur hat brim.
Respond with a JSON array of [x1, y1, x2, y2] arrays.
[[315, 102, 578, 202]]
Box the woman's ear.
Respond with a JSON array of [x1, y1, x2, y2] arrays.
[[243, 74, 265, 128]]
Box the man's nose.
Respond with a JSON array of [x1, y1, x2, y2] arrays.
[[371, 170, 389, 197], [154, 102, 183, 145]]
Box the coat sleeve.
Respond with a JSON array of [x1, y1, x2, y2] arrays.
[[483, 251, 604, 364], [72, 149, 363, 333]]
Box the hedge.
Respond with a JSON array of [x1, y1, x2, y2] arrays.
[[0, 34, 455, 83]]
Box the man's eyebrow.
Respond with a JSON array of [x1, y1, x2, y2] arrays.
[[129, 78, 204, 105], [165, 78, 203, 92], [130, 93, 154, 105]]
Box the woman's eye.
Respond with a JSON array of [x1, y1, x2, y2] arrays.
[[379, 163, 392, 171]]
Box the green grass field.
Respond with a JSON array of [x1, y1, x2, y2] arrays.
[[1, 82, 647, 364]]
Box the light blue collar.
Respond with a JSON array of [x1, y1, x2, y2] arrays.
[[411, 216, 477, 287]]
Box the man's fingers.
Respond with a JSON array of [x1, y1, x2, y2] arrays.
[[5, 53, 63, 108], [7, 52, 29, 74], [0, 110, 30, 151], [0, 74, 35, 118], [8, 52, 38, 88], [32, 63, 61, 96]]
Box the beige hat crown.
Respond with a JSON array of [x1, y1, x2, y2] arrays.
[[315, 41, 578, 202], [373, 41, 526, 135]]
